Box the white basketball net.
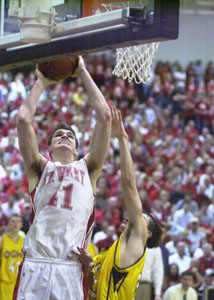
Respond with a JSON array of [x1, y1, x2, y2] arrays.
[[113, 42, 160, 84], [99, 3, 160, 84]]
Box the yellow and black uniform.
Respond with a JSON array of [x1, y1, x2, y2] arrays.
[[0, 234, 24, 300], [87, 235, 146, 300], [88, 242, 98, 258]]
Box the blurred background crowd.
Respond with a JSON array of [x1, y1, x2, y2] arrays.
[[0, 53, 214, 299]]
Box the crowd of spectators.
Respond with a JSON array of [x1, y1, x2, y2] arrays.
[[0, 53, 214, 298]]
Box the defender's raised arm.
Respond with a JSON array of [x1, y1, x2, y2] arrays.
[[111, 106, 148, 246]]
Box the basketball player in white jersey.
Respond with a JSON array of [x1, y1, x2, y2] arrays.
[[13, 56, 111, 300]]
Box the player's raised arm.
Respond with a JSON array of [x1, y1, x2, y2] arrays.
[[75, 57, 111, 191], [17, 68, 54, 191], [111, 106, 162, 250], [111, 106, 148, 241]]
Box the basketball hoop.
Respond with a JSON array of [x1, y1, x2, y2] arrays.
[[113, 42, 159, 84], [98, 1, 160, 84]]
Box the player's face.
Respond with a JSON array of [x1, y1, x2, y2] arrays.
[[8, 217, 23, 233], [119, 218, 128, 233], [51, 129, 76, 152], [119, 214, 151, 233]]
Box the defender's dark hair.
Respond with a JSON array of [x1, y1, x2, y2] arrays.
[[48, 123, 79, 149], [144, 212, 162, 248]]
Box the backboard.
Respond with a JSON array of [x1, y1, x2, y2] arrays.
[[0, 0, 180, 71]]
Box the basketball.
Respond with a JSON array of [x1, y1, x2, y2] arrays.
[[38, 56, 79, 81]]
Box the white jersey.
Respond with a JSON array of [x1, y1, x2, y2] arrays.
[[23, 158, 95, 259]]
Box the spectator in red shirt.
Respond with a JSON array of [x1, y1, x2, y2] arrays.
[[198, 242, 214, 275], [186, 76, 197, 96], [104, 163, 119, 197], [194, 96, 210, 133], [181, 92, 195, 125]]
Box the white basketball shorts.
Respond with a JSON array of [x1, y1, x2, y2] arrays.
[[13, 257, 86, 300]]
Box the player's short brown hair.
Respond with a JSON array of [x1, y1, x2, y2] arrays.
[[48, 123, 79, 149], [144, 212, 162, 248]]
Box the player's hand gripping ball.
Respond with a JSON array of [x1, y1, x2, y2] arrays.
[[38, 56, 79, 81]]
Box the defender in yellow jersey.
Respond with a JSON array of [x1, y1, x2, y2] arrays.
[[88, 234, 146, 300], [75, 106, 162, 300], [0, 214, 24, 300]]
